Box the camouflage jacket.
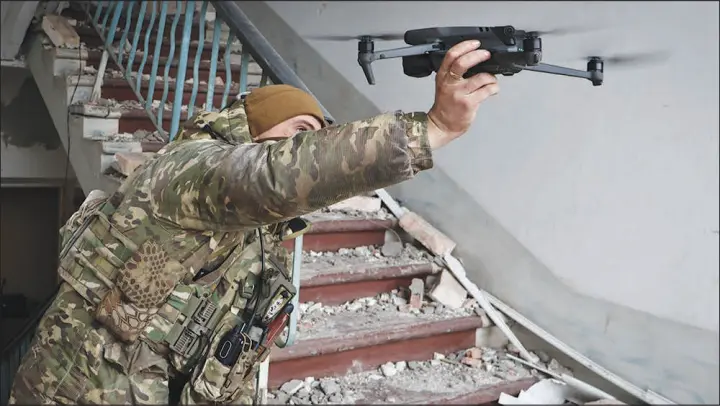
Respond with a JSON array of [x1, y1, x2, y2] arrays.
[[35, 100, 433, 404]]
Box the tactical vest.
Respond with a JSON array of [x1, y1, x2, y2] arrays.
[[57, 102, 308, 402]]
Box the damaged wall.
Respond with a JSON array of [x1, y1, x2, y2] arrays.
[[0, 66, 71, 182], [236, 1, 719, 403]]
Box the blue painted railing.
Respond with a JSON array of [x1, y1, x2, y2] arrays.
[[82, 0, 264, 140]]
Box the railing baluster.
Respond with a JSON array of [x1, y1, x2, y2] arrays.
[[206, 18, 222, 112], [169, 1, 197, 140], [100, 2, 112, 31], [93, 2, 105, 23], [125, 2, 148, 79], [220, 34, 234, 109], [117, 2, 135, 67], [238, 48, 250, 94], [188, 1, 209, 117], [136, 1, 157, 99], [146, 1, 169, 111], [159, 1, 183, 132], [104, 2, 124, 49]]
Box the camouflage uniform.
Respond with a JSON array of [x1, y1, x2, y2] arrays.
[[9, 99, 433, 405]]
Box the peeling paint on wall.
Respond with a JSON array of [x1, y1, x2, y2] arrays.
[[0, 68, 61, 150]]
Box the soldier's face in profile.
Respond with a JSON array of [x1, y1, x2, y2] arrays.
[[255, 114, 323, 142]]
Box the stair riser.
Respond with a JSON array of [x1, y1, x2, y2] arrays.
[[268, 329, 477, 389], [102, 84, 247, 108], [299, 276, 429, 306], [91, 59, 250, 84], [82, 35, 226, 61]]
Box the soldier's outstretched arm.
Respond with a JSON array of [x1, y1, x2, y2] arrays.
[[151, 111, 433, 230], [152, 39, 499, 231]]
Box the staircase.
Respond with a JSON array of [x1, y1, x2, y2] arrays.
[[1, 1, 546, 404]]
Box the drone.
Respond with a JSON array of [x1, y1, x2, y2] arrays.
[[310, 26, 666, 87]]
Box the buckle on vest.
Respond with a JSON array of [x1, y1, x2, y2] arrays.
[[167, 298, 219, 358]]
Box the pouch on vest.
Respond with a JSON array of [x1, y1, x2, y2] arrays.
[[95, 239, 187, 343], [190, 313, 259, 402]]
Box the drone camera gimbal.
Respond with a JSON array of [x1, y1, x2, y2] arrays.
[[357, 26, 604, 86]]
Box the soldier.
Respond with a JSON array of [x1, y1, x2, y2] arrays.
[[9, 40, 498, 405]]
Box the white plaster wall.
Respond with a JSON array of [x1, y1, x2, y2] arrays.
[[266, 0, 719, 333]]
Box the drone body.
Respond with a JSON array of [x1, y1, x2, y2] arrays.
[[356, 26, 604, 86]]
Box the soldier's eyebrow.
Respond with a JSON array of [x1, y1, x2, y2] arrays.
[[298, 117, 322, 130]]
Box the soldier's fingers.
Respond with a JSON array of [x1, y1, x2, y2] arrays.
[[436, 40, 482, 78], [447, 49, 492, 83], [468, 83, 500, 103], [464, 72, 497, 93]]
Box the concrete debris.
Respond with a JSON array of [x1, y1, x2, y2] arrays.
[[380, 362, 397, 377], [547, 358, 574, 377], [314, 205, 394, 220], [270, 347, 535, 404], [295, 292, 481, 340], [42, 15, 81, 49], [215, 76, 225, 86], [279, 379, 304, 396], [328, 196, 382, 213], [499, 378, 568, 405], [113, 152, 152, 177], [427, 270, 469, 309], [302, 243, 430, 269]]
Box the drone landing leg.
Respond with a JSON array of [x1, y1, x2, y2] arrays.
[[518, 63, 603, 86]]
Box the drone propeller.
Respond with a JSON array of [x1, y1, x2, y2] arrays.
[[306, 32, 405, 41], [581, 51, 670, 67]]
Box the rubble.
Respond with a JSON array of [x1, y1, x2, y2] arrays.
[[427, 270, 469, 309], [270, 346, 536, 404], [302, 243, 430, 269], [294, 290, 481, 340]]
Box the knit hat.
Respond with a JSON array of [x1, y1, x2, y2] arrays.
[[244, 84, 327, 138]]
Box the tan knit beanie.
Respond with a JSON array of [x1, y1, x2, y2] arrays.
[[244, 84, 327, 138]]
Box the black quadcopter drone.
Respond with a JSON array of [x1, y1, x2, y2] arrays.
[[311, 26, 666, 87]]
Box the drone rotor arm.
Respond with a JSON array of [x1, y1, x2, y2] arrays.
[[359, 43, 442, 85], [515, 62, 603, 86]]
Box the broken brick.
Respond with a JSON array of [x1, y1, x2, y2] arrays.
[[464, 347, 482, 359], [408, 278, 424, 309], [398, 211, 456, 256], [460, 357, 483, 368], [113, 152, 152, 177], [427, 270, 467, 309]]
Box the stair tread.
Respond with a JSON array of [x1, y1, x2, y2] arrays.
[[300, 259, 432, 286], [300, 244, 433, 285], [87, 49, 258, 72], [272, 299, 483, 362], [269, 371, 537, 405]]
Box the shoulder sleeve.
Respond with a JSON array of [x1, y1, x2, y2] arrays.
[[150, 111, 433, 230]]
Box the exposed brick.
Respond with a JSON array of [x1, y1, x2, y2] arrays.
[[408, 278, 424, 309]]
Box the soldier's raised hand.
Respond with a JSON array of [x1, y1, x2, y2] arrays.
[[427, 40, 499, 149]]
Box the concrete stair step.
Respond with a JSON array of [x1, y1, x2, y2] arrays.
[[268, 299, 490, 389], [283, 212, 397, 252], [100, 76, 259, 107], [269, 371, 536, 405], [299, 252, 435, 306], [87, 49, 260, 84]]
